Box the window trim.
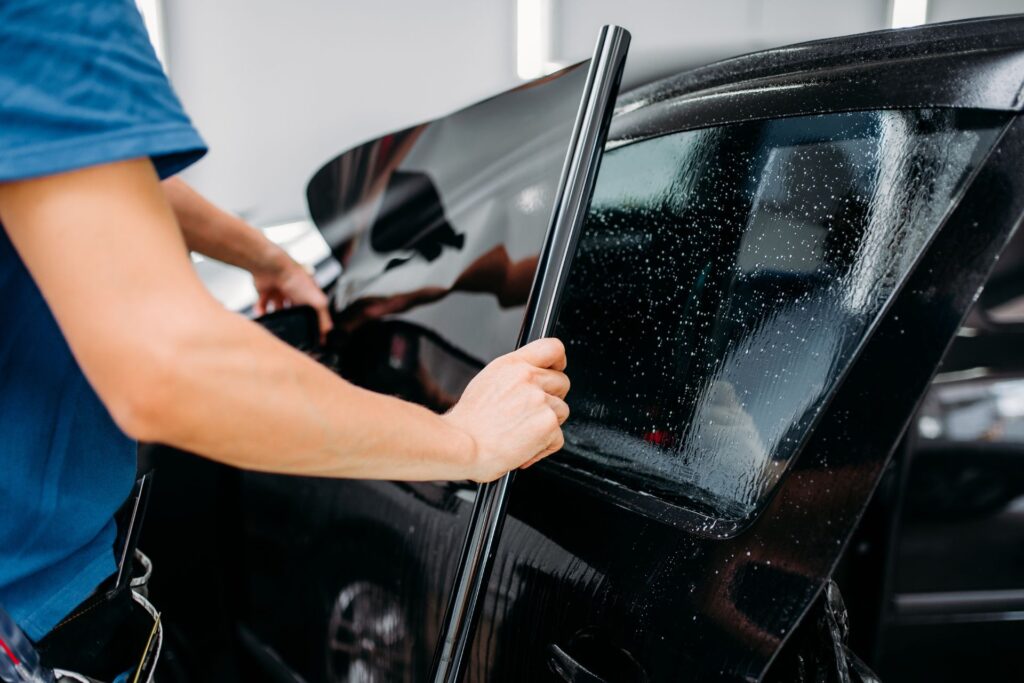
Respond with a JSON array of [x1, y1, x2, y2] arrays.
[[610, 17, 1024, 151]]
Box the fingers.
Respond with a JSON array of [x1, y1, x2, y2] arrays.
[[546, 395, 569, 424], [315, 302, 334, 342], [533, 368, 570, 399], [514, 337, 567, 371], [254, 295, 267, 316], [257, 289, 289, 315], [522, 399, 566, 471], [521, 455, 543, 469], [521, 425, 565, 469]]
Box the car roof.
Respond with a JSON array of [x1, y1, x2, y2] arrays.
[[609, 14, 1024, 146]]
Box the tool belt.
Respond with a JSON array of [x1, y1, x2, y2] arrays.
[[37, 550, 161, 683], [0, 474, 161, 683]]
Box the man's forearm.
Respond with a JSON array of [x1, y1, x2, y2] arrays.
[[1, 160, 474, 480], [135, 302, 478, 480], [162, 177, 285, 273], [0, 159, 567, 483]]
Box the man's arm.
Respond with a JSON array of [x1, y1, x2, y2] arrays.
[[0, 158, 568, 482], [162, 176, 332, 336]]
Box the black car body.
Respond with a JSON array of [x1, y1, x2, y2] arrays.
[[142, 15, 1024, 683]]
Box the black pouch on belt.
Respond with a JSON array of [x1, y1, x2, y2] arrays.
[[35, 469, 161, 683], [34, 553, 160, 683]]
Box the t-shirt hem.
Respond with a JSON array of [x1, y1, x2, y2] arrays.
[[0, 123, 207, 182], [18, 551, 117, 642]]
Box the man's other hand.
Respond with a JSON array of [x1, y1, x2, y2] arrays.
[[161, 177, 333, 340], [442, 338, 570, 482], [252, 251, 333, 340]]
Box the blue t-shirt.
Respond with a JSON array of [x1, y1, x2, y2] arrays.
[[0, 0, 206, 640]]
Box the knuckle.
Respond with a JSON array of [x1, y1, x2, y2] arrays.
[[503, 360, 527, 380]]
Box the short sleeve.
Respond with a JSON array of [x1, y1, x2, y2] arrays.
[[0, 0, 207, 182]]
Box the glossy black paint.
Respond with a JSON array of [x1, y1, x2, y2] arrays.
[[868, 260, 1024, 680], [138, 16, 1024, 683]]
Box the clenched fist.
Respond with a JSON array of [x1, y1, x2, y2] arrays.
[[443, 338, 570, 482]]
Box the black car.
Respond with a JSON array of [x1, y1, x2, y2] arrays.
[[142, 15, 1024, 683]]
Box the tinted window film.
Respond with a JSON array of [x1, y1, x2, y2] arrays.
[[307, 64, 589, 370], [553, 109, 1005, 522]]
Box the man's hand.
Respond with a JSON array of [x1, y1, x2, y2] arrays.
[[442, 338, 569, 482], [252, 250, 333, 339]]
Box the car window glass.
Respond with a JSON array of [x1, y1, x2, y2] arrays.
[[552, 109, 1006, 522]]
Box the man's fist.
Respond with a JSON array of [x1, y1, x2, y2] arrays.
[[443, 338, 569, 482]]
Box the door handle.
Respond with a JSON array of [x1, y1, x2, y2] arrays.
[[548, 644, 611, 683]]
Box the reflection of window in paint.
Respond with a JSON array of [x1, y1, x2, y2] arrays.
[[552, 109, 1006, 521]]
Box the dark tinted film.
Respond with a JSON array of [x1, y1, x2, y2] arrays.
[[308, 64, 589, 375], [553, 109, 1005, 522]]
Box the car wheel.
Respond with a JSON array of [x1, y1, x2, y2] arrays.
[[325, 578, 415, 682]]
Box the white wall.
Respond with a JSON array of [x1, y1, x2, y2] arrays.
[[929, 0, 1024, 21], [163, 0, 519, 225], [554, 0, 891, 87], [162, 0, 1023, 226]]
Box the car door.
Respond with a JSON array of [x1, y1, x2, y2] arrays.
[[444, 45, 1024, 683], [224, 59, 604, 683]]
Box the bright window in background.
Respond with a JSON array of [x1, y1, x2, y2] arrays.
[[135, 0, 166, 65], [517, 0, 564, 79], [891, 0, 929, 28]]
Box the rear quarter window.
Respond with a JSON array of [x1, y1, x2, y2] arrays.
[[551, 109, 1005, 525]]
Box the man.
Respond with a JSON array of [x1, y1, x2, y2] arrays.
[[0, 0, 569, 674]]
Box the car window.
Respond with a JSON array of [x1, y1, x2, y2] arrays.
[[551, 109, 1006, 523]]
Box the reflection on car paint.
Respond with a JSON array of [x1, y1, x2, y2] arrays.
[[552, 109, 1003, 525]]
